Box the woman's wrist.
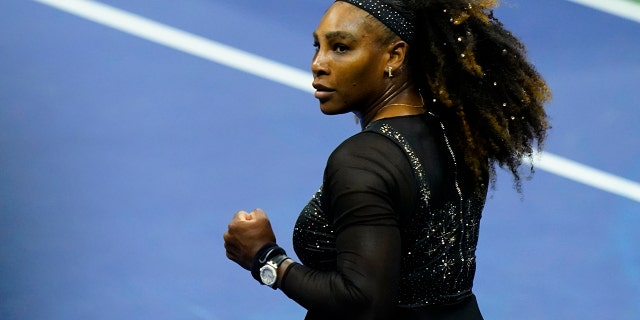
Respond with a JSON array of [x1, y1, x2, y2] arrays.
[[251, 243, 281, 281], [250, 242, 293, 289], [276, 258, 295, 289]]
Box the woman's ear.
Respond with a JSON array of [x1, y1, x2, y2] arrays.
[[387, 40, 408, 71]]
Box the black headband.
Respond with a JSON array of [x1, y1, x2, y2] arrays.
[[336, 0, 415, 44]]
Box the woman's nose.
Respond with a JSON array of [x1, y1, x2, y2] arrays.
[[311, 51, 328, 76]]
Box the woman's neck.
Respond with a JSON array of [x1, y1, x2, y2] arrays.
[[358, 82, 425, 128], [367, 103, 425, 125]]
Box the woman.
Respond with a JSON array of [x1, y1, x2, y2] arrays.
[[223, 0, 551, 319]]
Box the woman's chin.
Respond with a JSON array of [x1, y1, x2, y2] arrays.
[[318, 102, 349, 116]]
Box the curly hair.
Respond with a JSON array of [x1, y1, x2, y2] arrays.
[[384, 0, 552, 192]]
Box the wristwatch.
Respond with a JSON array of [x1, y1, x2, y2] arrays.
[[259, 254, 288, 288]]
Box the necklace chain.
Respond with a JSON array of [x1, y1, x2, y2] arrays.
[[360, 103, 425, 126], [381, 103, 424, 109]]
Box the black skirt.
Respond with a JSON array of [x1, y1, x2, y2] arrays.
[[395, 294, 483, 320], [303, 294, 483, 320]]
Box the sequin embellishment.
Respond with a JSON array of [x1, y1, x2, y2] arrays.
[[336, 0, 415, 43], [293, 187, 336, 271], [293, 116, 484, 306], [368, 120, 482, 306]]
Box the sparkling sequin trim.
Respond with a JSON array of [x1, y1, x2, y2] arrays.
[[375, 123, 432, 205]]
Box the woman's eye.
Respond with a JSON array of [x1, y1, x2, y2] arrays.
[[334, 44, 348, 53], [312, 42, 319, 51]]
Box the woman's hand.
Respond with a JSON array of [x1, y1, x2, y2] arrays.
[[223, 208, 276, 270]]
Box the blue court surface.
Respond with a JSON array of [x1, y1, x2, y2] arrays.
[[1, 0, 639, 319]]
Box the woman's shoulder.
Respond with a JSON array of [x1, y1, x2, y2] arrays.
[[330, 130, 395, 158], [325, 126, 408, 174]]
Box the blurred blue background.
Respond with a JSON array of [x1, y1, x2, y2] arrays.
[[1, 0, 639, 319]]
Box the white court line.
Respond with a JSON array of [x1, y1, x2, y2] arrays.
[[565, 0, 640, 24], [529, 152, 640, 202], [33, 0, 313, 93], [34, 0, 640, 203]]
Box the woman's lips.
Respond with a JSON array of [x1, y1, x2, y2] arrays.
[[312, 83, 335, 101], [314, 90, 334, 100]]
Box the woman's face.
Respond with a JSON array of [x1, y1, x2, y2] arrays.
[[311, 2, 390, 115]]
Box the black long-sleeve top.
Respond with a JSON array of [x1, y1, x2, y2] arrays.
[[282, 114, 487, 320]]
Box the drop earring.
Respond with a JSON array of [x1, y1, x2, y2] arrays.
[[386, 66, 394, 78]]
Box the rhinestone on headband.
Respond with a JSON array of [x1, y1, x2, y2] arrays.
[[336, 0, 415, 44]]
